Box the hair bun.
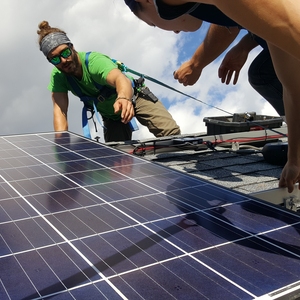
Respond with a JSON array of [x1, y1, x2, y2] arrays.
[[39, 21, 51, 30]]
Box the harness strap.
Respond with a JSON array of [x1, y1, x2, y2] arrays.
[[84, 52, 106, 137], [67, 53, 139, 140], [67, 52, 106, 139], [82, 106, 91, 139]]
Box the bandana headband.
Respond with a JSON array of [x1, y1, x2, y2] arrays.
[[40, 32, 71, 57]]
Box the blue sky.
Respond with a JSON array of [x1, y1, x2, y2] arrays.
[[0, 0, 277, 142]]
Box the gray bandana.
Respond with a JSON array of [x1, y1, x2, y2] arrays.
[[40, 32, 71, 57]]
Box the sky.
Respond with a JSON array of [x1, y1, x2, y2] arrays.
[[0, 0, 278, 142]]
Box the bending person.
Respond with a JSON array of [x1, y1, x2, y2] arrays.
[[126, 1, 284, 116], [124, 0, 300, 192], [37, 21, 180, 143]]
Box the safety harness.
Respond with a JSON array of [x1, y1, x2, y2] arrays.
[[112, 59, 159, 105], [66, 52, 145, 139]]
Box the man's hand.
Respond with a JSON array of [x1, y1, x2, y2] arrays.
[[279, 162, 300, 193], [174, 60, 203, 86], [218, 44, 248, 85], [113, 98, 135, 124], [219, 32, 259, 85]]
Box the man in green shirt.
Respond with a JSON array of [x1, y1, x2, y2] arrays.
[[37, 21, 180, 142]]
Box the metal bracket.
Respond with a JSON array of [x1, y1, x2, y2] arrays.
[[284, 196, 300, 212]]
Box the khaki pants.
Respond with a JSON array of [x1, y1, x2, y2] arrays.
[[135, 96, 180, 137], [103, 96, 180, 143]]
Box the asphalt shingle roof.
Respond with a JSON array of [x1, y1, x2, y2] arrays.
[[144, 146, 283, 195]]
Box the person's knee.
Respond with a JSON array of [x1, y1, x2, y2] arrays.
[[248, 50, 274, 87], [135, 97, 181, 137], [154, 122, 181, 137], [162, 126, 181, 136], [248, 56, 263, 87]]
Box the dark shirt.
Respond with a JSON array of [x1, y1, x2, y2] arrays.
[[155, 1, 239, 27], [154, 0, 267, 49]]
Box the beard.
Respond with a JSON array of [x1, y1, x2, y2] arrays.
[[57, 50, 81, 78]]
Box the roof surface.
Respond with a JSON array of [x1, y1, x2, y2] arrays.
[[109, 115, 291, 207], [144, 145, 283, 195]]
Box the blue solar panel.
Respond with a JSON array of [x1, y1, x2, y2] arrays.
[[1, 132, 300, 300]]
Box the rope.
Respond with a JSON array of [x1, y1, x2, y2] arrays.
[[113, 60, 287, 138]]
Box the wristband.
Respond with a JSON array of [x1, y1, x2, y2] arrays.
[[116, 96, 131, 102]]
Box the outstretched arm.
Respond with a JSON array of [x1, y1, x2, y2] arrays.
[[269, 44, 300, 193], [218, 32, 258, 85], [163, 0, 300, 61], [106, 68, 135, 124], [174, 24, 240, 86]]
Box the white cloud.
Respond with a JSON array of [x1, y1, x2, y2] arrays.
[[0, 0, 280, 142]]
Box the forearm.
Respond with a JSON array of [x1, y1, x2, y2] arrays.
[[234, 32, 258, 54], [107, 69, 135, 122], [281, 76, 300, 165], [115, 75, 134, 100], [53, 112, 68, 131], [106, 69, 133, 100], [192, 24, 240, 69], [268, 45, 300, 162], [269, 43, 300, 192], [52, 92, 69, 131], [284, 91, 300, 165]]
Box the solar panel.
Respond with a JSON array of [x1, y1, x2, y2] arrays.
[[1, 132, 300, 300]]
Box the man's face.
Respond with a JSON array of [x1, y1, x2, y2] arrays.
[[136, 1, 202, 33], [48, 44, 80, 75]]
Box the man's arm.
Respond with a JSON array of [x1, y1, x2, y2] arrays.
[[174, 24, 240, 86], [106, 68, 135, 124], [269, 44, 300, 193], [164, 0, 300, 62], [218, 32, 259, 85], [213, 0, 300, 62], [52, 92, 69, 131]]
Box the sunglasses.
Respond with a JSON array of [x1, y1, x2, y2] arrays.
[[48, 47, 72, 65]]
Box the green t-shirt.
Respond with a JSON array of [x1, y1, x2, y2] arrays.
[[48, 51, 133, 120]]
